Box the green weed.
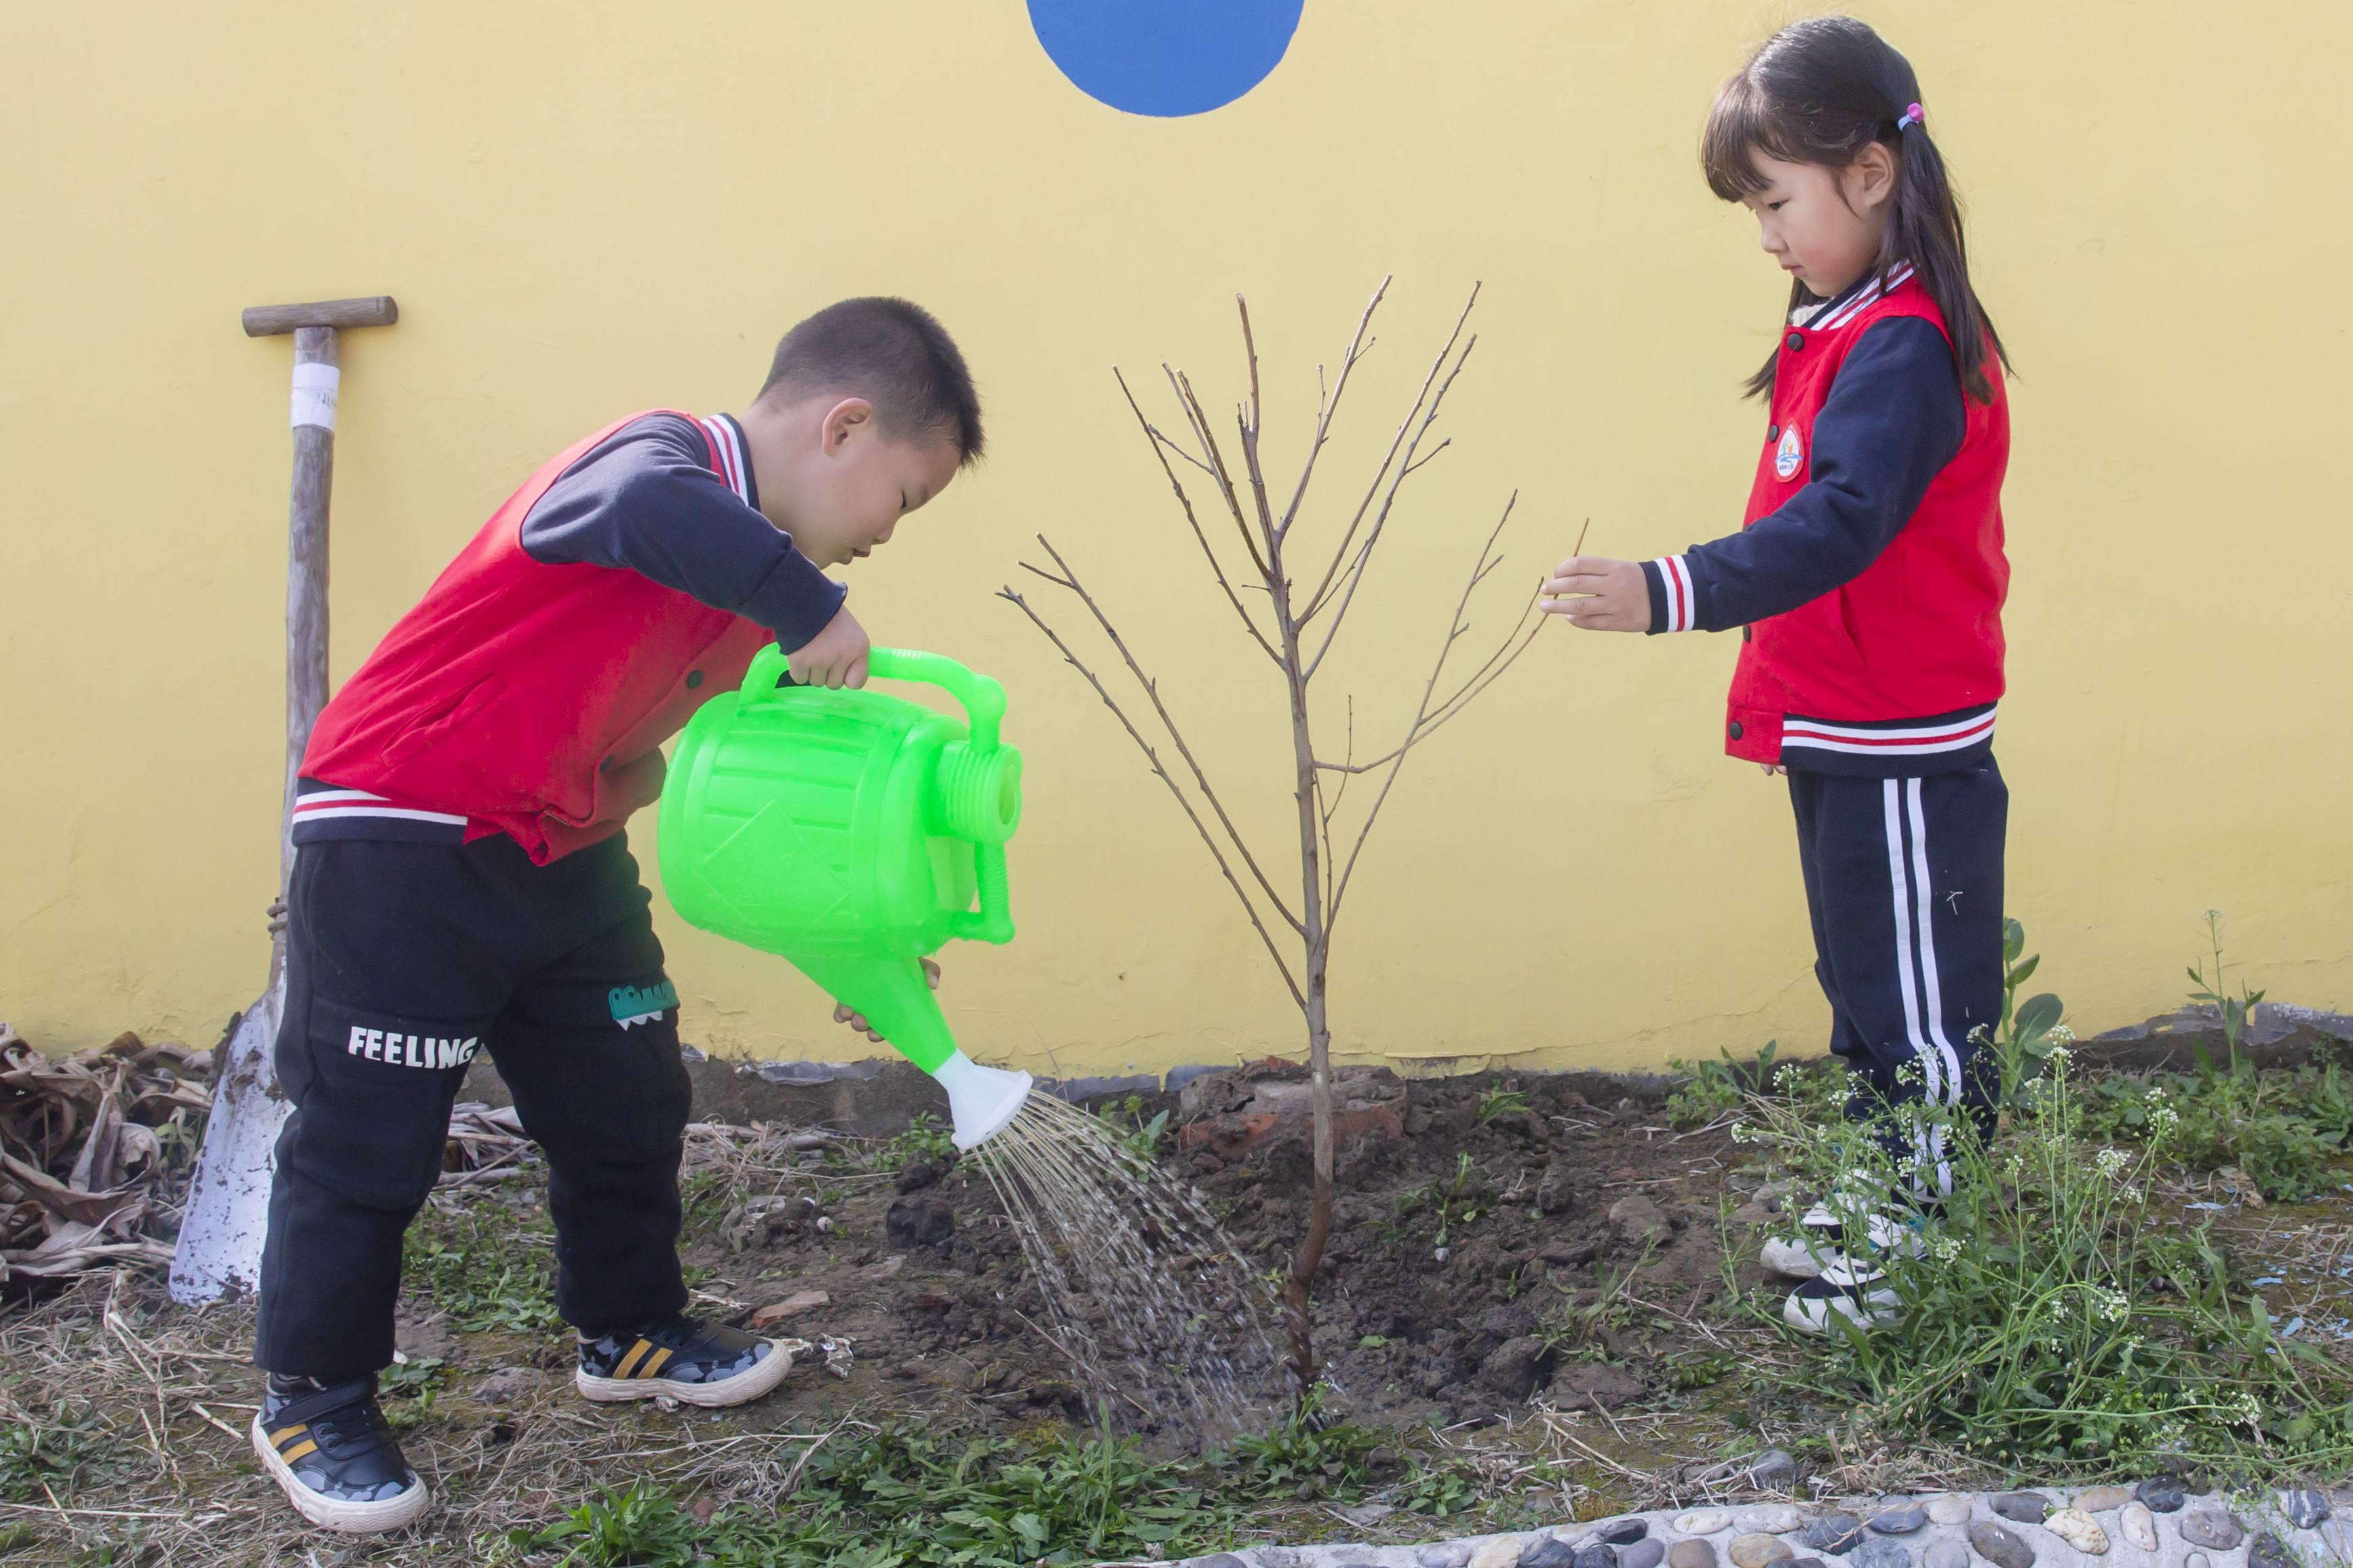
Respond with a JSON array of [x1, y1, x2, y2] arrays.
[[404, 1200, 563, 1335], [1476, 1088, 1532, 1126], [2187, 909, 2266, 1077], [0, 1402, 117, 1502], [503, 1409, 1399, 1567], [519, 1477, 700, 1567], [380, 1356, 449, 1431], [1738, 1025, 2353, 1471], [1666, 1041, 1778, 1130]]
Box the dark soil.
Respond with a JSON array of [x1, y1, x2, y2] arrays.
[[569, 1059, 1750, 1443]]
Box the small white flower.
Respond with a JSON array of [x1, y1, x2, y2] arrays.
[[1930, 1235, 1963, 1263], [2096, 1148, 2130, 1179], [2048, 1024, 2077, 1045], [2094, 1286, 2128, 1323]]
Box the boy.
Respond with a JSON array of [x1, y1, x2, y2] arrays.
[[250, 297, 983, 1533]]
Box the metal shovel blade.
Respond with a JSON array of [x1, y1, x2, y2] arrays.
[[167, 976, 290, 1303]]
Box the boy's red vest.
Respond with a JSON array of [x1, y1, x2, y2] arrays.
[[301, 411, 774, 865], [1723, 275, 2009, 767]]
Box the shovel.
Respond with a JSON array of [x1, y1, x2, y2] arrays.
[[169, 297, 398, 1303]]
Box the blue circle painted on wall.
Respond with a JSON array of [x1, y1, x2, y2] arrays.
[[1028, 0, 1304, 117]]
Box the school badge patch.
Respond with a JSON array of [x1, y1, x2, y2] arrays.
[[1775, 421, 1806, 480]]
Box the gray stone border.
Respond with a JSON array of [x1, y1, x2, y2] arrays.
[[1166, 1485, 2350, 1568]]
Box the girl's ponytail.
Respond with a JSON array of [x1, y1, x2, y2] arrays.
[[1701, 16, 2012, 404]]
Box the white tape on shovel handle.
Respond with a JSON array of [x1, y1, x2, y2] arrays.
[[290, 363, 341, 432]]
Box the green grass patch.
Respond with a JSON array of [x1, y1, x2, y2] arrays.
[[504, 1407, 1400, 1568], [1727, 918, 2353, 1474], [404, 1198, 563, 1335]]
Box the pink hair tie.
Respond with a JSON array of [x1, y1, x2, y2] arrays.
[[1895, 102, 1924, 132]]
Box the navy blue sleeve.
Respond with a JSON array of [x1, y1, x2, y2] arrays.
[[1641, 318, 1966, 634], [518, 413, 847, 651]]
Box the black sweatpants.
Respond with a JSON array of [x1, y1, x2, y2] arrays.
[[1788, 758, 2007, 1189], [254, 831, 691, 1381]]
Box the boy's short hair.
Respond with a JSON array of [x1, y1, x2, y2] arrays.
[[755, 297, 984, 465]]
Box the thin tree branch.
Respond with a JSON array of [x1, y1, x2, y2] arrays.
[[1233, 297, 1283, 564], [1165, 366, 1271, 581], [1275, 278, 1387, 544], [1326, 496, 1539, 926], [1304, 326, 1481, 676], [1300, 283, 1480, 626], [997, 585, 1307, 1012], [1115, 368, 1281, 664], [1020, 537, 1305, 936]]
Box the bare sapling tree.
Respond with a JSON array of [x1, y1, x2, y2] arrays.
[[999, 278, 1548, 1396]]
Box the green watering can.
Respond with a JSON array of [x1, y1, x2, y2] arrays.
[[658, 644, 1033, 1150]]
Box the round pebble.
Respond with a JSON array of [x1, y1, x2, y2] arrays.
[[1850, 1538, 1910, 1568], [2184, 1555, 2209, 1568], [2179, 1513, 2242, 1552], [1729, 1534, 1795, 1568], [1573, 1545, 1620, 1568], [1470, 1539, 1525, 1568], [2045, 1510, 2109, 1556], [1989, 1495, 2050, 1526], [2249, 1534, 2293, 1568], [1677, 1515, 1734, 1539], [1799, 1517, 1864, 1555], [1596, 1522, 1652, 1547], [2119, 1503, 2158, 1553], [1869, 1509, 1928, 1537], [1740, 1510, 1806, 1536], [2074, 1489, 2136, 1514], [2283, 1491, 2330, 1531], [1670, 1543, 1719, 1568], [1621, 1541, 1665, 1568], [1968, 1521, 2037, 1568], [2135, 1478, 2186, 1515], [1519, 1540, 1577, 1568], [1421, 1549, 1473, 1568], [1924, 1542, 1969, 1568], [1928, 1497, 1976, 1528]]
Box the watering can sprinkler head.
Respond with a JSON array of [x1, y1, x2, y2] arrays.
[[659, 644, 1035, 1149], [934, 1051, 1035, 1151]]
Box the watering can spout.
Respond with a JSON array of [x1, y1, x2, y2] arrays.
[[771, 946, 1035, 1151], [933, 1052, 1035, 1152]]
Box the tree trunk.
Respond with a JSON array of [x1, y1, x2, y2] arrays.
[[1274, 572, 1336, 1402]]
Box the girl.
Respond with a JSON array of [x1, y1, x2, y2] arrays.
[[1542, 16, 2012, 1334]]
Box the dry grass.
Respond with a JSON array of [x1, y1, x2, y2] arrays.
[[0, 1261, 943, 1565]]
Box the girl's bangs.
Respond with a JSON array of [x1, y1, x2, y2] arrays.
[[1702, 77, 1784, 202]]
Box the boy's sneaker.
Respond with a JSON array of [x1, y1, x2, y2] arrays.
[[575, 1316, 794, 1407], [252, 1376, 429, 1534]]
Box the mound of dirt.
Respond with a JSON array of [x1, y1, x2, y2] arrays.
[[650, 1061, 1742, 1438]]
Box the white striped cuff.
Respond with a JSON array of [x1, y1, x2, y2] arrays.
[[1651, 555, 1698, 633]]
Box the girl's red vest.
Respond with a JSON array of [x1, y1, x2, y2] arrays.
[[1725, 278, 2009, 767], [301, 411, 775, 865]]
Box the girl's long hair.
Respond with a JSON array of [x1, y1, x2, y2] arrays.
[[1702, 16, 2011, 404]]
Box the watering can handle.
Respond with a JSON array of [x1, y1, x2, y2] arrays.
[[739, 645, 1006, 751]]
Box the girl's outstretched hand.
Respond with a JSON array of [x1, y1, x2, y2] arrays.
[[1539, 556, 1653, 632]]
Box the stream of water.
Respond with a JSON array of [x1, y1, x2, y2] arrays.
[[971, 1090, 1284, 1440]]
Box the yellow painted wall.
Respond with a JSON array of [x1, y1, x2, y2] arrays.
[[4, 3, 2348, 1076]]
